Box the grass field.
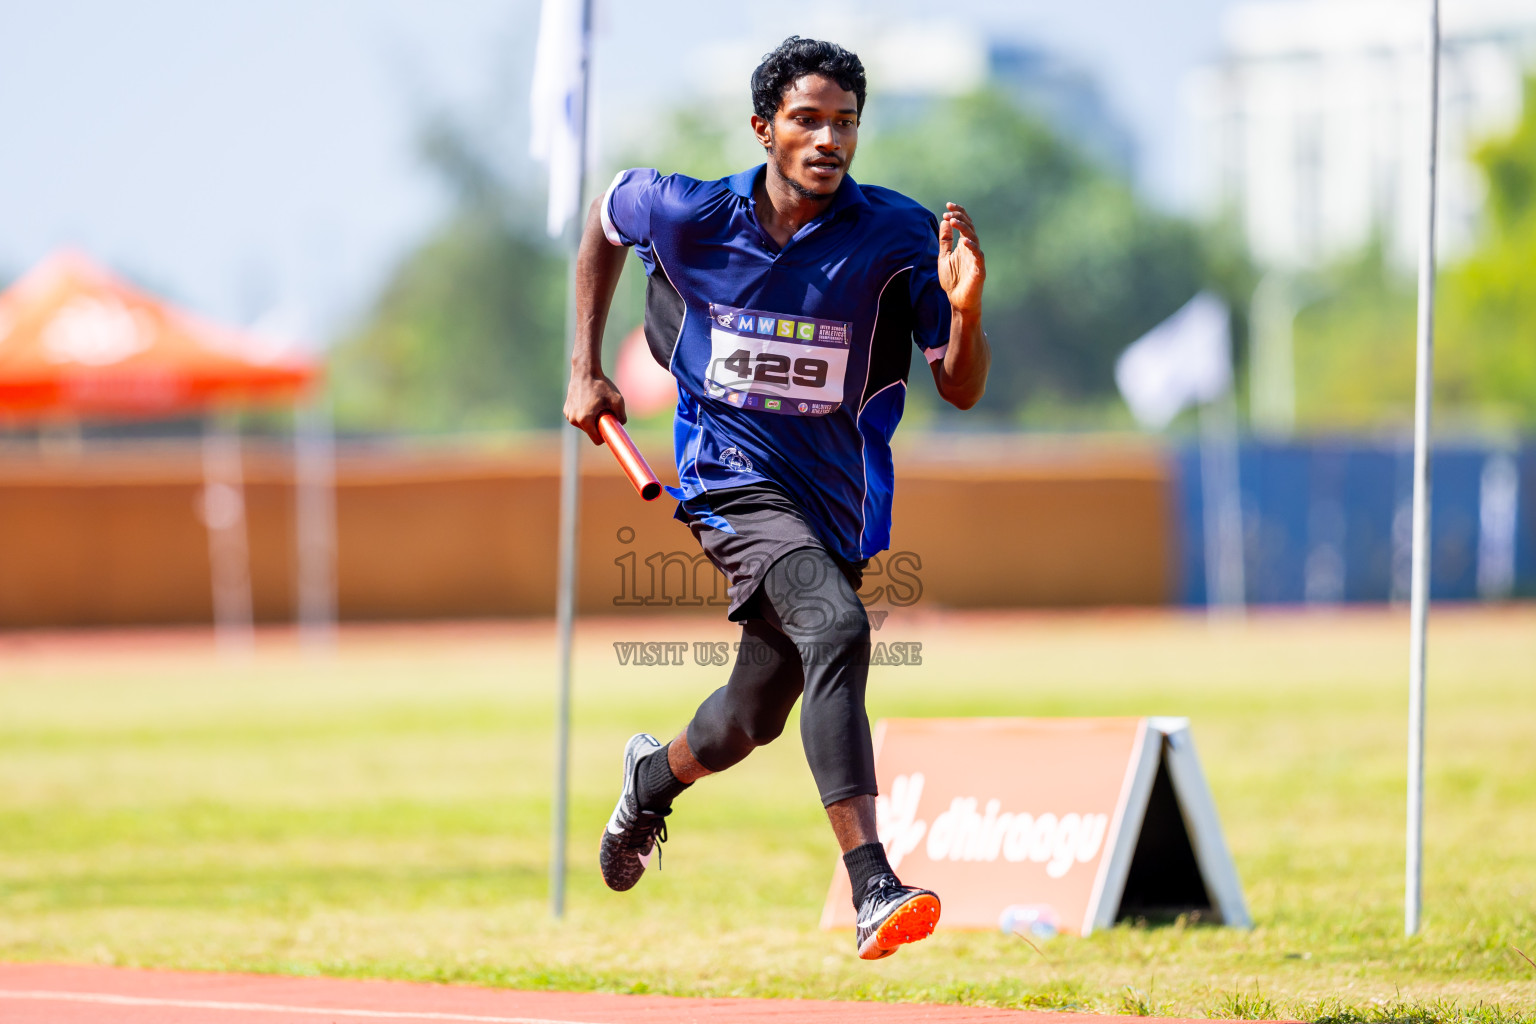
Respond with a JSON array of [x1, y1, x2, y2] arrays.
[[1, 608, 1533, 1022]]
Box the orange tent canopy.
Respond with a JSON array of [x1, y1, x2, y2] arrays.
[[0, 250, 319, 418]]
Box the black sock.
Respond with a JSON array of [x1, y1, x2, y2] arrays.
[[843, 841, 894, 906], [635, 745, 690, 813]]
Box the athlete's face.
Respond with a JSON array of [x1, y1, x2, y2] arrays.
[[753, 74, 859, 200]]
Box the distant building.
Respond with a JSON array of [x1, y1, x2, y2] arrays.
[[1189, 0, 1536, 269]]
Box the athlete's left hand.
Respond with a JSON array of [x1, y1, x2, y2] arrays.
[[938, 202, 985, 314]]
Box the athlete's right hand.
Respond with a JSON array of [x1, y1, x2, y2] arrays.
[[564, 371, 627, 444]]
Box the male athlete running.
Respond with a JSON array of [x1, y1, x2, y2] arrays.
[[563, 36, 988, 960]]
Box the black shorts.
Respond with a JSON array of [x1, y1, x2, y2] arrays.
[[675, 484, 867, 621]]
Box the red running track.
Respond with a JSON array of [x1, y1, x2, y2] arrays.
[[0, 964, 1271, 1024]]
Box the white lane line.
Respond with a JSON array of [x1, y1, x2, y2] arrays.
[[0, 989, 607, 1024]]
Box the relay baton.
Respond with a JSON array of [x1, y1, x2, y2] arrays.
[[597, 412, 661, 501]]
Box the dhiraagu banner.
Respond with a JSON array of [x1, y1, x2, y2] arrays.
[[821, 717, 1250, 936]]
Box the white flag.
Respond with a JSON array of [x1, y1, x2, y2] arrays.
[[1114, 291, 1232, 430], [529, 0, 586, 238]]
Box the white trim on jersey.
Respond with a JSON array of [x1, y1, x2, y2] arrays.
[[599, 170, 626, 246], [923, 343, 949, 364]]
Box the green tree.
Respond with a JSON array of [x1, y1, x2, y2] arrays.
[[329, 118, 567, 433], [1280, 237, 1415, 430], [853, 91, 1212, 422], [1289, 78, 1536, 432], [1439, 77, 1536, 428]]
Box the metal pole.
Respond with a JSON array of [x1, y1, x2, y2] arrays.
[[551, 416, 580, 921], [1199, 390, 1245, 618], [1406, 0, 1440, 939], [202, 411, 255, 656], [294, 393, 338, 651], [551, 0, 594, 921]]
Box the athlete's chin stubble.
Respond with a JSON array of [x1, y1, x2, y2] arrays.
[[785, 175, 833, 201], [768, 145, 847, 201]]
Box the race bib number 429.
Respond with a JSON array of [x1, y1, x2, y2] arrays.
[[705, 303, 852, 416]]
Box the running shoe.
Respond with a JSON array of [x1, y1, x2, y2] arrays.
[[599, 732, 670, 892], [855, 873, 941, 960]]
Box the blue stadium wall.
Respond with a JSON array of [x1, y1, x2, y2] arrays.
[[1174, 440, 1536, 606]]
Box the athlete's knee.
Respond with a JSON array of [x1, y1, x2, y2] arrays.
[[687, 714, 752, 772], [726, 672, 800, 748], [734, 705, 792, 747]]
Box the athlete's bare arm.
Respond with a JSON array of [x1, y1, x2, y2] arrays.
[[932, 202, 989, 410], [563, 196, 631, 444]]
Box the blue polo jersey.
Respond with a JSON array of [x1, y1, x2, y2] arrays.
[[600, 163, 951, 561]]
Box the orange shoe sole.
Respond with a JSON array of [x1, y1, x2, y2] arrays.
[[862, 893, 941, 960]]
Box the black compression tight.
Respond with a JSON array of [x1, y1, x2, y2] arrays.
[[684, 546, 876, 806]]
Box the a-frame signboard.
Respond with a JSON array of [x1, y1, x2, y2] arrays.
[[822, 717, 1250, 936]]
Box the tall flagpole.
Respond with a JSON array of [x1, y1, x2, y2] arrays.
[[1405, 0, 1440, 939], [551, 0, 594, 921]]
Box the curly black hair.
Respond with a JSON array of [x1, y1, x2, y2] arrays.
[[750, 36, 867, 122]]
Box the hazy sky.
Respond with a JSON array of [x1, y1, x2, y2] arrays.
[[0, 0, 1238, 339]]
